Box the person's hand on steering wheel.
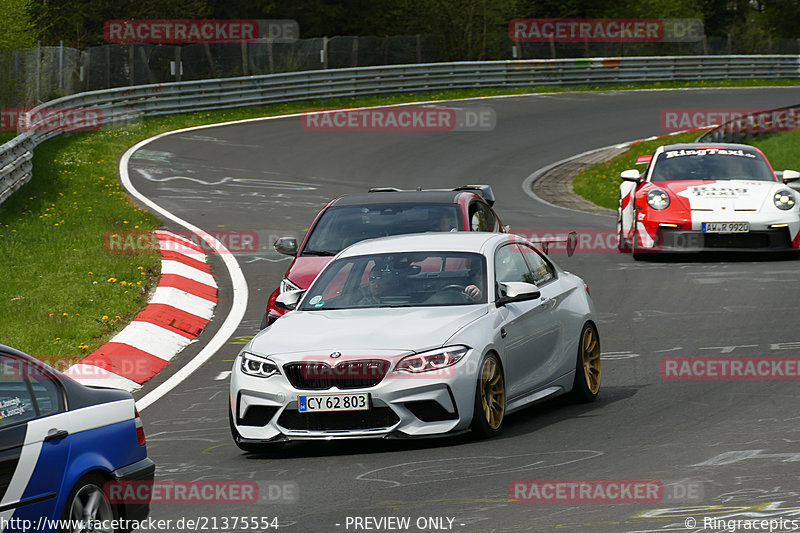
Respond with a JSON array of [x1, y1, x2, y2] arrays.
[[464, 284, 481, 300]]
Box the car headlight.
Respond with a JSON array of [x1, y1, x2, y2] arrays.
[[241, 351, 279, 378], [395, 346, 469, 373], [279, 278, 301, 294], [774, 190, 796, 211], [646, 189, 670, 210]]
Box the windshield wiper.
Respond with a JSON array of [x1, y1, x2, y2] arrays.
[[302, 249, 338, 256]]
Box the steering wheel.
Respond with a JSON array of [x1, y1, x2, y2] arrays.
[[440, 284, 465, 292], [438, 284, 471, 303]]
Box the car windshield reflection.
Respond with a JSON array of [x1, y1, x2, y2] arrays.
[[651, 150, 775, 182], [301, 204, 461, 256], [300, 251, 487, 310]]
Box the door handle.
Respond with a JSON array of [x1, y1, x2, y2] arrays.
[[541, 297, 556, 309], [44, 429, 69, 442]]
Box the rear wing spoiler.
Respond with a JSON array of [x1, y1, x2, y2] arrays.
[[452, 184, 495, 206], [530, 231, 578, 257]]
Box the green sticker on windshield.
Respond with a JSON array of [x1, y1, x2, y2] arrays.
[[314, 300, 325, 308], [309, 296, 322, 305]]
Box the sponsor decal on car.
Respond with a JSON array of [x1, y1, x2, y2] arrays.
[[664, 148, 757, 159]]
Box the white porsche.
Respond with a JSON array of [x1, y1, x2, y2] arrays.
[[617, 143, 800, 256]]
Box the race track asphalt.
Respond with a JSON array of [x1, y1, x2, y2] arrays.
[[126, 87, 800, 533]]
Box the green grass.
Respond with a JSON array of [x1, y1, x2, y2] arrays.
[[572, 131, 705, 209], [0, 132, 16, 144], [3, 78, 800, 364], [749, 132, 800, 170], [0, 132, 162, 366]]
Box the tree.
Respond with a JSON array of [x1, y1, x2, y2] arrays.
[[0, 0, 36, 50]]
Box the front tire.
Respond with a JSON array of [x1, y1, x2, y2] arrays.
[[631, 221, 647, 261], [617, 200, 631, 253], [571, 323, 601, 402], [471, 353, 505, 438], [61, 474, 117, 533]]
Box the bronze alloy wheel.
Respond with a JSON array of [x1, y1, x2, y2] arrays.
[[479, 355, 505, 431], [581, 325, 601, 395]]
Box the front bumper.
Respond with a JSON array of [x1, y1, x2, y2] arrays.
[[263, 288, 288, 329], [645, 227, 795, 252], [230, 353, 479, 441]]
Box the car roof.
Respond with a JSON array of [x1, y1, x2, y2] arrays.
[[332, 190, 470, 206], [0, 343, 34, 359], [337, 232, 510, 257], [657, 142, 761, 154]]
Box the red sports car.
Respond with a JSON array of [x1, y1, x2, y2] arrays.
[[261, 185, 507, 328]]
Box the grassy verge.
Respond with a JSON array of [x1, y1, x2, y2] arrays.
[[749, 132, 800, 170], [572, 131, 705, 209], [2, 78, 800, 365]]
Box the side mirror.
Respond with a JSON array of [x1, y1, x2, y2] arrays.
[[781, 170, 800, 183], [274, 237, 298, 256], [566, 231, 578, 257], [496, 281, 540, 306], [620, 169, 641, 182], [275, 289, 305, 311]]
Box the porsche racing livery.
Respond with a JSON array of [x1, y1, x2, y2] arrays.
[[617, 143, 800, 256]]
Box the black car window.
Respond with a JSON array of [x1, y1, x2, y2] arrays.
[[0, 355, 63, 429], [29, 375, 62, 418], [494, 244, 536, 297], [0, 356, 38, 428], [651, 149, 775, 182], [469, 201, 496, 231], [302, 204, 462, 255], [518, 244, 556, 285]]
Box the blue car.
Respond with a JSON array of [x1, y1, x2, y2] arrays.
[[0, 344, 154, 533]]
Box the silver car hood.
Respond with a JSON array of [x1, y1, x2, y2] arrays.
[[251, 305, 489, 355]]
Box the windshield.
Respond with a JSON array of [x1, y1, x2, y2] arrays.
[[301, 204, 461, 256], [651, 148, 775, 182], [300, 252, 487, 310]]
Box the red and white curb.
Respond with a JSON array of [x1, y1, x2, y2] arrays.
[[66, 230, 217, 391]]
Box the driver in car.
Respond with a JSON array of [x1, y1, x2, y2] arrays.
[[357, 263, 400, 305], [464, 265, 482, 300]]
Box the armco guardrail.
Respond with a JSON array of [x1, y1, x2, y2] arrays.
[[696, 104, 800, 191], [2, 55, 800, 206], [697, 104, 800, 144]]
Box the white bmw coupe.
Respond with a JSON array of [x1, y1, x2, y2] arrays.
[[230, 232, 600, 451]]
